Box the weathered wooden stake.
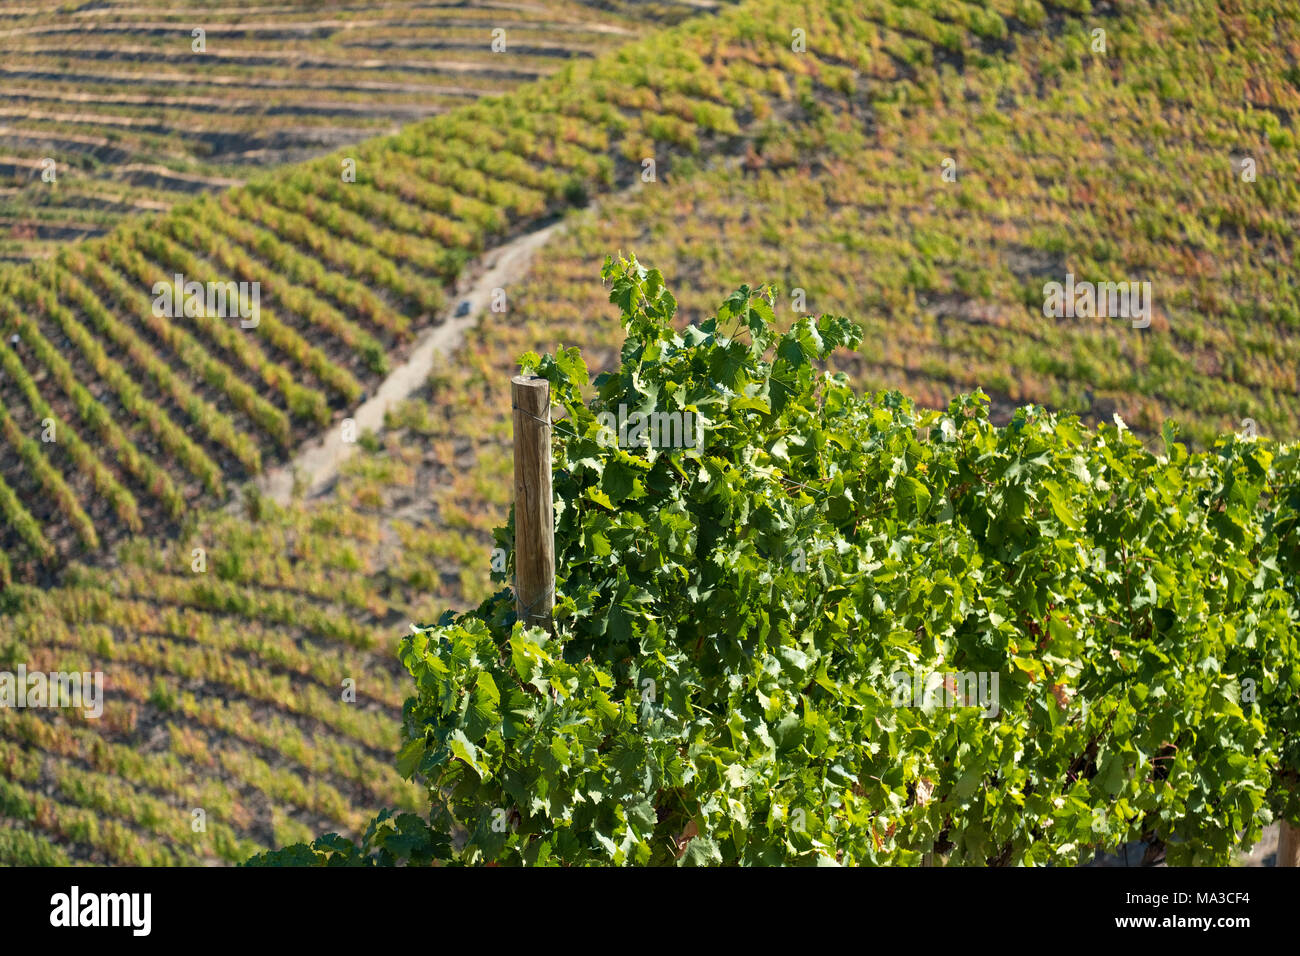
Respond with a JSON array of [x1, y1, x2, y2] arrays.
[[1278, 820, 1300, 867], [512, 375, 554, 631]]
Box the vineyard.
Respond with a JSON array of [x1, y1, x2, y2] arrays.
[[0, 0, 1089, 579], [0, 0, 1298, 869], [0, 0, 724, 263], [0, 480, 444, 865], [0, 295, 521, 863], [506, 4, 1300, 448]]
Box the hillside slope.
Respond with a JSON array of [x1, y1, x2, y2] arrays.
[[1, 0, 1067, 581], [2, 0, 1298, 866], [512, 0, 1300, 446], [0, 0, 722, 262]]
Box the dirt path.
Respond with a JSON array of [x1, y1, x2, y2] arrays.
[[256, 219, 563, 504]]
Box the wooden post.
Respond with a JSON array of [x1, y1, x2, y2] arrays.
[[512, 375, 554, 631], [1278, 821, 1300, 867]]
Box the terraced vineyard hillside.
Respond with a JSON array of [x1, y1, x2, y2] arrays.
[[0, 0, 723, 262], [0, 490, 430, 864], [509, 0, 1300, 448], [5, 0, 1297, 587], [315, 0, 1300, 618], [1, 0, 1059, 582], [2, 0, 1299, 867], [0, 336, 524, 864], [0, 0, 1077, 866]]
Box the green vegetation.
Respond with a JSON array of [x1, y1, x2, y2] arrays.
[[2, 0, 1298, 867], [251, 258, 1300, 866], [4, 0, 1297, 578]]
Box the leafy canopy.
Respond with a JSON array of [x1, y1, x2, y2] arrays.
[[250, 255, 1300, 866]]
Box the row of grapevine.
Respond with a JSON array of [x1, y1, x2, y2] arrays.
[[105, 232, 331, 425], [0, 289, 186, 561], [10, 267, 225, 494], [127, 227, 360, 407], [50, 253, 264, 473], [0, 333, 142, 531], [254, 255, 1300, 868], [188, 198, 408, 349], [69, 245, 292, 449], [157, 215, 389, 376], [0, 401, 98, 550]]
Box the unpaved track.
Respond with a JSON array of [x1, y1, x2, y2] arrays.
[[256, 219, 562, 504]]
